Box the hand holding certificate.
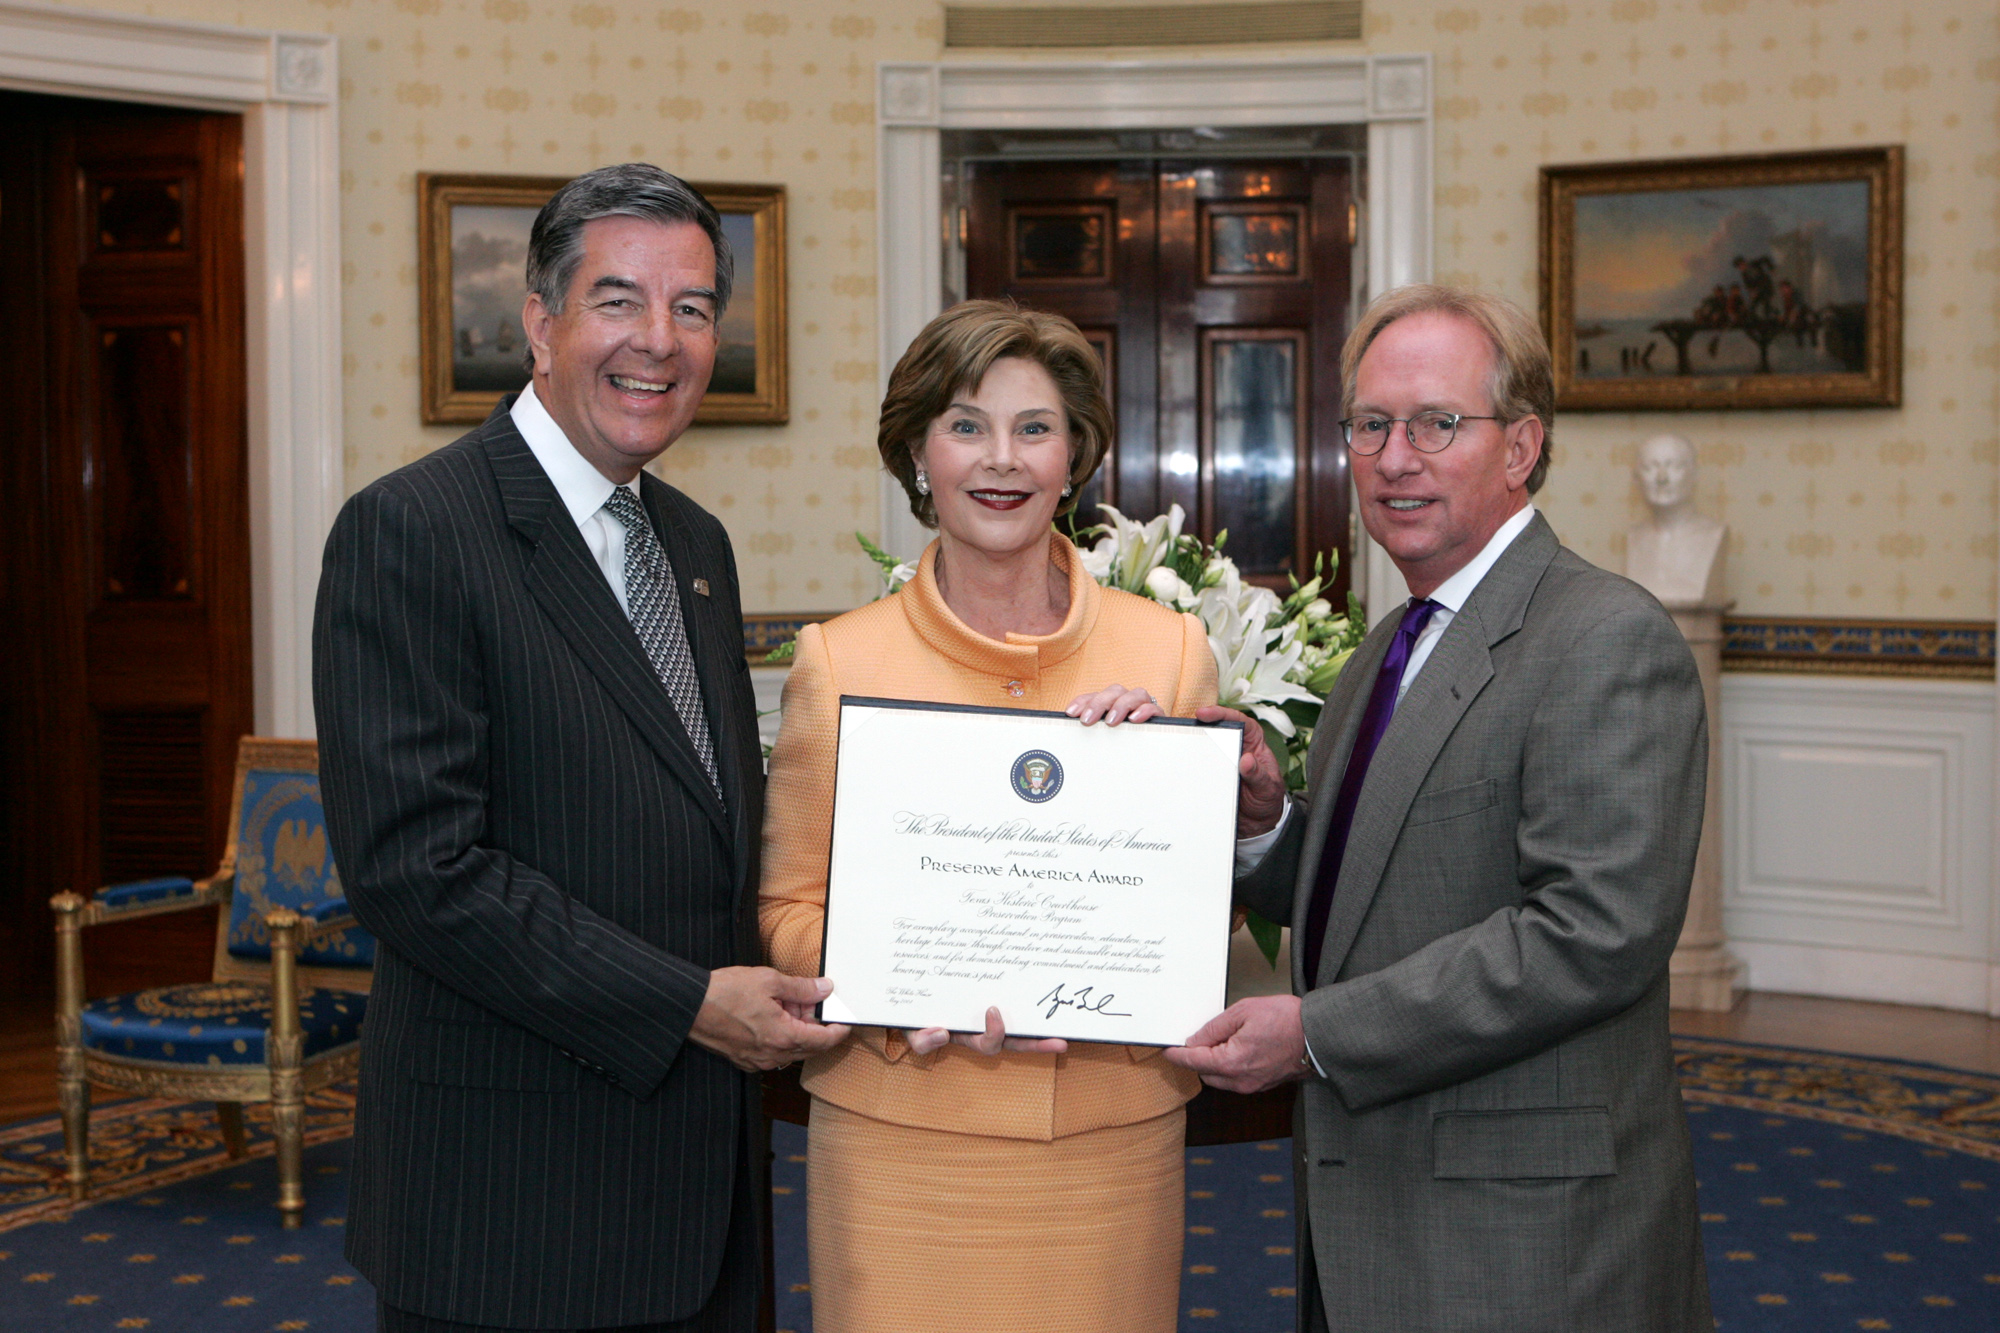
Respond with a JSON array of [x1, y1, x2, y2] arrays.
[[819, 697, 1242, 1047]]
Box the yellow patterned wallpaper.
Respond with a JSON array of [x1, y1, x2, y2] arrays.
[[1385, 0, 2000, 620], [47, 0, 2000, 618]]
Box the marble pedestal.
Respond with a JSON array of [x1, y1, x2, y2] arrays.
[[1664, 602, 1745, 1011]]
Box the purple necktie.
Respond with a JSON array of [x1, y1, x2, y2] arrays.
[[1302, 597, 1440, 988]]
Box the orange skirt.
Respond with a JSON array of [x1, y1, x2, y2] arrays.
[[805, 1097, 1186, 1333]]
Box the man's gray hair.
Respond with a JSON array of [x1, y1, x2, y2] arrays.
[[525, 163, 733, 320]]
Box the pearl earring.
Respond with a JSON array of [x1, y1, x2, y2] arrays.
[[1062, 483, 1073, 497], [914, 471, 930, 496]]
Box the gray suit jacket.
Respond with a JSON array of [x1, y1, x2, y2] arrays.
[[1239, 514, 1712, 1332]]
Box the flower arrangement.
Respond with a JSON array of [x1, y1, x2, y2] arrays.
[[1074, 505, 1366, 794], [768, 506, 1366, 966]]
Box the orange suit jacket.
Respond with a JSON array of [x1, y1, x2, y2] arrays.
[[760, 534, 1216, 1141]]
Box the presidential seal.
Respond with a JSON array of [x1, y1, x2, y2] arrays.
[[1010, 749, 1064, 803]]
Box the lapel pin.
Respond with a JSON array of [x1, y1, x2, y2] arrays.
[[692, 578, 710, 597]]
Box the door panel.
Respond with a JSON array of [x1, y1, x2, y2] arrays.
[[965, 154, 1352, 595], [968, 162, 1160, 528], [1204, 329, 1304, 578], [0, 92, 249, 1000]]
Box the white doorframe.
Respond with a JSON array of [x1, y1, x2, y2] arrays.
[[0, 0, 342, 737], [875, 53, 1430, 618]]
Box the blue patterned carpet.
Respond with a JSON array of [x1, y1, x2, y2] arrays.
[[3, 1039, 1998, 1332]]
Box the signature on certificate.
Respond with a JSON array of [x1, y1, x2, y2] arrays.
[[1037, 982, 1132, 1021]]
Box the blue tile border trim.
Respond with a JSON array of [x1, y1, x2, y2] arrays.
[[742, 613, 833, 663], [1722, 616, 1996, 679], [746, 613, 1998, 678]]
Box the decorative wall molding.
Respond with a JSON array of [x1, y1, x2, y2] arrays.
[[875, 54, 1430, 610], [1724, 615, 1995, 680], [1721, 673, 1998, 1016], [0, 1, 342, 738], [742, 613, 832, 664], [942, 1, 1362, 50]]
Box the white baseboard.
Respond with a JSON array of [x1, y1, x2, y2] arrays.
[[1733, 938, 2000, 1017]]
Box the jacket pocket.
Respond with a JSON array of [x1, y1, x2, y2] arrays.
[[402, 1017, 584, 1092], [1404, 777, 1498, 828], [1432, 1106, 1615, 1179]]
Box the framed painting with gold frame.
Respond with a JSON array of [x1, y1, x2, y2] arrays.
[[419, 173, 787, 425], [1539, 146, 1901, 411]]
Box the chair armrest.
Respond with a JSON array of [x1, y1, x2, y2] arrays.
[[96, 876, 195, 909], [69, 874, 228, 927], [296, 899, 359, 947]]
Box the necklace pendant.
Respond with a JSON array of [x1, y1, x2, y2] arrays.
[[1004, 680, 1025, 699]]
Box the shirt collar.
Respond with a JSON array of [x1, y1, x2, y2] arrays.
[[1425, 504, 1537, 613], [510, 381, 633, 525]]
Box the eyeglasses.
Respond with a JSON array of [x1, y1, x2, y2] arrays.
[[1340, 411, 1503, 455]]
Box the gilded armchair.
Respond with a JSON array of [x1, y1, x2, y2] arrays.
[[50, 737, 373, 1228]]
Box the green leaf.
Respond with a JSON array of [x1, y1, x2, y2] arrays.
[[854, 530, 898, 570], [1244, 909, 1283, 969]]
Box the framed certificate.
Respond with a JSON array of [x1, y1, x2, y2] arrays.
[[818, 697, 1242, 1047]]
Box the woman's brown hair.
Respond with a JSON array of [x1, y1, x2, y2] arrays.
[[877, 299, 1113, 527]]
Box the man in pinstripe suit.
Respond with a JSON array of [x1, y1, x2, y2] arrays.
[[316, 165, 848, 1333]]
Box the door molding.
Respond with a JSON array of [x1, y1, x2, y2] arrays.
[[877, 54, 1430, 616], [0, 0, 340, 737]]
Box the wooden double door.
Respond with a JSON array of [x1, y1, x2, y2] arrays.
[[964, 156, 1355, 596], [0, 93, 251, 998]]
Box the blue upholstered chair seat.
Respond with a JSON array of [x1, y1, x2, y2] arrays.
[[81, 982, 366, 1066]]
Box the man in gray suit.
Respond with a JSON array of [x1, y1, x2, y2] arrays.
[[1176, 284, 1712, 1330]]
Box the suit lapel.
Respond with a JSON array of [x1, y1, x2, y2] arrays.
[[1306, 514, 1561, 984], [1313, 621, 1493, 980], [485, 417, 732, 844]]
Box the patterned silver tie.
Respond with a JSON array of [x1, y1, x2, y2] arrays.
[[601, 485, 718, 791]]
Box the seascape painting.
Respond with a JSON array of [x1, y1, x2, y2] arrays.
[[1572, 181, 1869, 381], [1540, 148, 1901, 410], [447, 206, 759, 397], [448, 203, 535, 395], [421, 174, 787, 424], [711, 210, 758, 396]]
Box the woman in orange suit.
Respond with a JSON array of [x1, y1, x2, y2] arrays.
[[759, 300, 1218, 1332]]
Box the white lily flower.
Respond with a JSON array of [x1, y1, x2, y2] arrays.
[[1089, 503, 1188, 592], [1077, 539, 1115, 582], [1144, 566, 1192, 605]]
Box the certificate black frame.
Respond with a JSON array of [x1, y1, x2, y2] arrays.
[[815, 696, 1243, 1041]]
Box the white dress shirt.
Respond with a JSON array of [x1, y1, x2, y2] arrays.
[[511, 382, 642, 614], [1392, 503, 1537, 704]]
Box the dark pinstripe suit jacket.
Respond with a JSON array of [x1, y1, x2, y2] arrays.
[[313, 403, 763, 1327]]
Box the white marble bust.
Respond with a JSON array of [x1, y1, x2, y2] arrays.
[[1624, 433, 1727, 607]]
